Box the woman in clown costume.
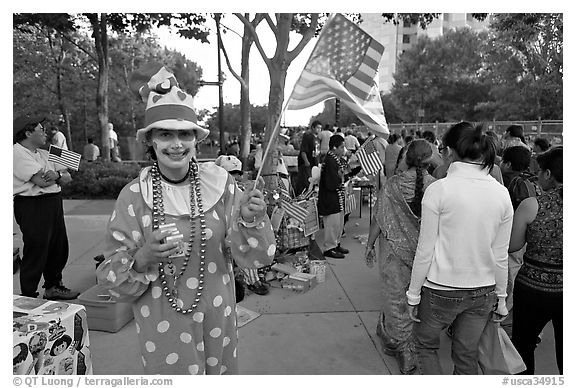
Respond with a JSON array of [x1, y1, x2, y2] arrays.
[[96, 63, 275, 375]]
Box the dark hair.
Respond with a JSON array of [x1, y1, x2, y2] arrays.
[[405, 139, 433, 217], [388, 133, 400, 144], [502, 146, 531, 172], [536, 146, 562, 183], [404, 135, 414, 144], [311, 120, 322, 129], [329, 134, 345, 149], [50, 335, 72, 356], [13, 343, 29, 365], [421, 130, 436, 144], [454, 124, 496, 170], [485, 130, 501, 154], [87, 137, 94, 144], [14, 122, 38, 144], [533, 137, 551, 152], [506, 124, 526, 144], [442, 122, 495, 170], [323, 124, 331, 131]]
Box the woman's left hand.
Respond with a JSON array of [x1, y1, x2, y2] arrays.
[[240, 185, 267, 223]]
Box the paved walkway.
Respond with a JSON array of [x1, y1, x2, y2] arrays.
[[13, 199, 559, 375]]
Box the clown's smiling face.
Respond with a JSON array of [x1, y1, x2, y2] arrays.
[[148, 129, 196, 180]]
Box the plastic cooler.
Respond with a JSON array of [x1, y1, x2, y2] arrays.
[[77, 284, 134, 333]]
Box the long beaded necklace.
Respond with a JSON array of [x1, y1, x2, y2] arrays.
[[151, 161, 208, 314]]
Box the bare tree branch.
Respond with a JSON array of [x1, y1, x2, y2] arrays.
[[217, 21, 247, 90], [234, 12, 272, 69], [287, 13, 319, 63], [264, 14, 278, 37]]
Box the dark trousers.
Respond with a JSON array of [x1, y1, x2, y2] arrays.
[[512, 282, 563, 374], [14, 193, 69, 297], [295, 165, 312, 196]]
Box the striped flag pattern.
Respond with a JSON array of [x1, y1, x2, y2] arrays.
[[356, 140, 383, 176], [48, 145, 81, 171], [278, 178, 309, 223], [287, 13, 389, 136]]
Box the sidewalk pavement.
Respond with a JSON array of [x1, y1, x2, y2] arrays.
[[13, 199, 559, 375]]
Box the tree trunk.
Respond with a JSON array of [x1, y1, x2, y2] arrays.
[[90, 13, 110, 161], [239, 22, 253, 167]]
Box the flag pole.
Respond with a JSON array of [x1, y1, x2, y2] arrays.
[[253, 13, 338, 187]]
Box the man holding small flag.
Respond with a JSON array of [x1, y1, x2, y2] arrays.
[[13, 114, 79, 300]]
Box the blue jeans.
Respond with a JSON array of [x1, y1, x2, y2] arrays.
[[414, 286, 496, 374]]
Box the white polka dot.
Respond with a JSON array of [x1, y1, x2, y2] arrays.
[[218, 244, 223, 253], [140, 305, 150, 318], [193, 312, 204, 323], [128, 204, 135, 217], [247, 237, 259, 248], [186, 277, 199, 289], [210, 327, 222, 338], [223, 336, 230, 347], [254, 260, 262, 267], [208, 262, 217, 273], [121, 257, 129, 265], [110, 210, 116, 222], [205, 228, 213, 240], [146, 272, 158, 282], [228, 184, 235, 194], [228, 263, 233, 272], [233, 348, 237, 358], [166, 353, 179, 365], [151, 286, 162, 299], [112, 231, 125, 241], [207, 357, 218, 367], [132, 230, 141, 242], [176, 298, 184, 308], [213, 295, 223, 307], [212, 210, 219, 220], [180, 332, 192, 343], [224, 306, 232, 317], [220, 365, 227, 374], [142, 215, 151, 228], [145, 341, 156, 352], [135, 323, 140, 334], [106, 270, 117, 283], [188, 365, 199, 374], [239, 244, 249, 252], [196, 341, 204, 351], [222, 274, 230, 285], [130, 183, 140, 193], [157, 320, 170, 333], [267, 244, 276, 256]]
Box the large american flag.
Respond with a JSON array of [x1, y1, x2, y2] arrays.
[[48, 145, 81, 171], [287, 13, 389, 136], [356, 139, 383, 176]]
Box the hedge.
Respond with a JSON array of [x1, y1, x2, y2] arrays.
[[61, 160, 152, 199]]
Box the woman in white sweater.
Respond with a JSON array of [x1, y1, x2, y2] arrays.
[[406, 122, 513, 374]]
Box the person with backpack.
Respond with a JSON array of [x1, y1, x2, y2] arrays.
[[501, 146, 541, 210]]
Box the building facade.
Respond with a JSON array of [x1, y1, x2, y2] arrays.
[[359, 13, 490, 93]]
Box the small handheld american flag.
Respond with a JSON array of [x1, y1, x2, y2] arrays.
[[278, 178, 309, 223], [48, 145, 81, 171], [356, 140, 382, 176]]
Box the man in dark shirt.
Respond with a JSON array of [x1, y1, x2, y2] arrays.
[[296, 120, 321, 195]]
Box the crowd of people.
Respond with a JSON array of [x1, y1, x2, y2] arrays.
[[14, 60, 561, 375]]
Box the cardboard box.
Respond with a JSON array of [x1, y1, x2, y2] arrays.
[[281, 272, 317, 292], [77, 285, 134, 333]]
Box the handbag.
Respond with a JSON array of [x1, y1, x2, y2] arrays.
[[478, 319, 526, 375]]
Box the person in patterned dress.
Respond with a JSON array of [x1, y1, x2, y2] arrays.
[[96, 63, 276, 375], [509, 146, 562, 374]]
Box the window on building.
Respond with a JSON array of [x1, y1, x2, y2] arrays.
[[444, 13, 450, 22], [402, 34, 411, 44], [403, 20, 411, 28]]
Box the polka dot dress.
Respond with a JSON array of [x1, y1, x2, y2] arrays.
[[97, 168, 276, 374]]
